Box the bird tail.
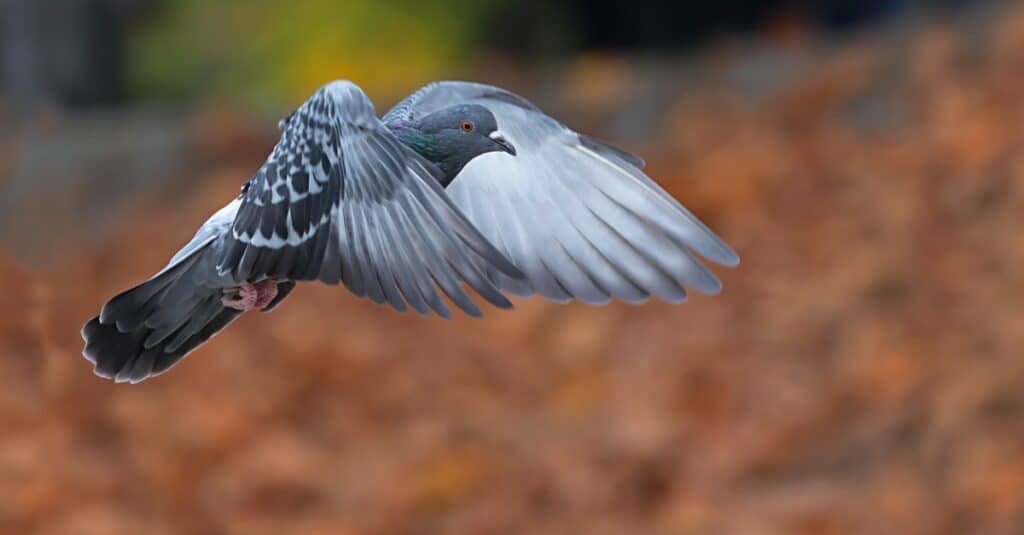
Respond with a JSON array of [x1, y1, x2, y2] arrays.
[[81, 243, 241, 383]]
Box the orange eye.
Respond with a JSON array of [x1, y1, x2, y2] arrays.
[[460, 120, 475, 132]]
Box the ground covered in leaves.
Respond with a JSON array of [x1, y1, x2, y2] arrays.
[[3, 6, 1024, 534]]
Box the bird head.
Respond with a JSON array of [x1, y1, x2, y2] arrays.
[[400, 104, 516, 182]]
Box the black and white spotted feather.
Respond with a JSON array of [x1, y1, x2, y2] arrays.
[[218, 81, 522, 316]]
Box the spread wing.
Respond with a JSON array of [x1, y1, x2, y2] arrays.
[[217, 80, 523, 317], [384, 81, 739, 305]]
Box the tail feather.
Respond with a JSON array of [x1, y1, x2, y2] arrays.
[[82, 306, 242, 383], [165, 296, 223, 353], [82, 245, 243, 383]]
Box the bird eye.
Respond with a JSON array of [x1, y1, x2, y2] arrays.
[[460, 120, 475, 132]]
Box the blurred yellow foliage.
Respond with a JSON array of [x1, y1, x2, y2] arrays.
[[128, 0, 497, 107]]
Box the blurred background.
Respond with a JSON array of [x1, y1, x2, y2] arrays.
[[2, 0, 1024, 533]]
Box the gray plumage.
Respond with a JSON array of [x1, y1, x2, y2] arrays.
[[82, 79, 739, 384], [387, 81, 738, 304]]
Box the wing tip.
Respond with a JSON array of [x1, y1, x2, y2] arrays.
[[694, 238, 740, 268], [460, 302, 484, 318], [659, 292, 689, 305], [714, 248, 741, 268], [696, 278, 724, 296]]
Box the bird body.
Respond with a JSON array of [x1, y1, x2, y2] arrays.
[[82, 80, 739, 383]]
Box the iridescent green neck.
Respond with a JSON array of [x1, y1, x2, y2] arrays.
[[386, 119, 463, 185]]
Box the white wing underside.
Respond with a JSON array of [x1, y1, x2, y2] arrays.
[[432, 84, 739, 305]]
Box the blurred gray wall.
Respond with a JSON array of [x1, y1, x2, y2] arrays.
[[1, 0, 154, 109]]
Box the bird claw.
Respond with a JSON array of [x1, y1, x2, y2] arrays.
[[222, 279, 279, 311], [222, 284, 258, 311], [253, 279, 279, 309]]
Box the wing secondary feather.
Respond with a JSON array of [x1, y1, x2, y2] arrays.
[[218, 80, 523, 317]]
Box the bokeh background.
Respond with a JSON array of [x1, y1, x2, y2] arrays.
[[2, 0, 1024, 533]]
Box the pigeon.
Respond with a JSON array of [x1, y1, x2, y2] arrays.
[[82, 80, 740, 383]]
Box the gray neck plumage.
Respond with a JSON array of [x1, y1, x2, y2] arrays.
[[385, 119, 465, 186]]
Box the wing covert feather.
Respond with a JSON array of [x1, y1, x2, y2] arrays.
[[218, 80, 522, 316]]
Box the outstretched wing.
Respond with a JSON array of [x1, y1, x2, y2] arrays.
[[218, 80, 523, 317], [384, 81, 739, 305]]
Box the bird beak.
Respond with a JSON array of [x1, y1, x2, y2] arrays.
[[489, 131, 517, 156]]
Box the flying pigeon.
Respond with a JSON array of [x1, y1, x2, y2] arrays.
[[81, 80, 739, 383]]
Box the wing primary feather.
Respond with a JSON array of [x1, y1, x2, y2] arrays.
[[519, 162, 610, 302], [351, 199, 387, 305], [397, 191, 482, 316], [466, 187, 533, 296], [389, 200, 452, 318], [602, 189, 723, 294], [407, 174, 513, 309], [377, 202, 431, 314], [491, 184, 571, 302], [588, 183, 720, 296], [580, 197, 686, 303], [363, 208, 408, 312], [347, 142, 394, 306], [544, 190, 653, 303], [578, 146, 739, 266], [340, 199, 367, 297]]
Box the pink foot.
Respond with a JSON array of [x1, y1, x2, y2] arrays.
[[222, 284, 258, 311], [253, 279, 279, 309], [221, 280, 279, 311]]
